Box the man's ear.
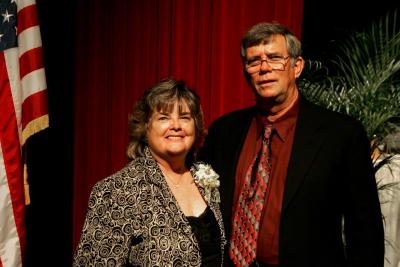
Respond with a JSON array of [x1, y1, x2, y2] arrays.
[[294, 56, 305, 79]]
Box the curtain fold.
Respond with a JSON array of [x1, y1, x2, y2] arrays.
[[72, 0, 304, 250]]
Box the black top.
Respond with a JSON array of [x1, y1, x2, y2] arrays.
[[187, 206, 222, 266]]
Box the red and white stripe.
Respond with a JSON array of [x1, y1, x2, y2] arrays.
[[0, 0, 48, 266]]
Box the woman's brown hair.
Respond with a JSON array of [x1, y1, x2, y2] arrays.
[[126, 78, 205, 164]]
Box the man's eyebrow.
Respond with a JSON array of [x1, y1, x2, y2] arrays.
[[247, 52, 282, 60], [267, 52, 283, 56], [246, 55, 262, 61]]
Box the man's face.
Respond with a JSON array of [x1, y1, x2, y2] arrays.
[[245, 34, 303, 104]]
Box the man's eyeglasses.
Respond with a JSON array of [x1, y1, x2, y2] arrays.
[[245, 55, 290, 74]]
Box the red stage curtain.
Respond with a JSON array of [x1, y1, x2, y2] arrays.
[[72, 0, 303, 250]]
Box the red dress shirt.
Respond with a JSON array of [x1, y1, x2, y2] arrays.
[[233, 99, 299, 264]]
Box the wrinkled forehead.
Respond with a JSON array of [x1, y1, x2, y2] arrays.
[[251, 35, 286, 48], [246, 35, 287, 55]]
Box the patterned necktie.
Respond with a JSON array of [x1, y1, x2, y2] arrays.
[[229, 123, 273, 266]]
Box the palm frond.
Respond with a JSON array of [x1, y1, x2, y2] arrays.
[[300, 9, 400, 142]]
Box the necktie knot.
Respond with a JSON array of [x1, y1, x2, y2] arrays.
[[263, 123, 273, 140]]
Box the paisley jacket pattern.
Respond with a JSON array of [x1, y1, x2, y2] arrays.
[[73, 148, 225, 266]]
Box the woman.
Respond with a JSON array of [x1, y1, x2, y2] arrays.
[[73, 78, 225, 266]]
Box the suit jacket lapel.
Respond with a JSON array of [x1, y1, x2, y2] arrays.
[[282, 98, 327, 212]]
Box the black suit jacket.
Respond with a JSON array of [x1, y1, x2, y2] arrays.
[[200, 97, 384, 267]]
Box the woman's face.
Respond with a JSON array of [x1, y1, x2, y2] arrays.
[[146, 100, 196, 164]]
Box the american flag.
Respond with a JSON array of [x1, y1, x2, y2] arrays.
[[0, 0, 48, 266]]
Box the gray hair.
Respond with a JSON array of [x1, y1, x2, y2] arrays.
[[240, 22, 302, 66], [384, 130, 400, 154]]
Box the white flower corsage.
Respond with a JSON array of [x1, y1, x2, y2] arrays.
[[193, 163, 220, 203]]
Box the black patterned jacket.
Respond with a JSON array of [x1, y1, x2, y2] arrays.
[[73, 148, 226, 266]]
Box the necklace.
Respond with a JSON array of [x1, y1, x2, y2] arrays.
[[159, 164, 186, 188], [164, 172, 183, 188], [158, 163, 195, 190]]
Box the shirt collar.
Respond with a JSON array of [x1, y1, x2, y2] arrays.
[[255, 96, 300, 142]]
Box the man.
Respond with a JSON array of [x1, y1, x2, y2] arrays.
[[200, 22, 384, 267]]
